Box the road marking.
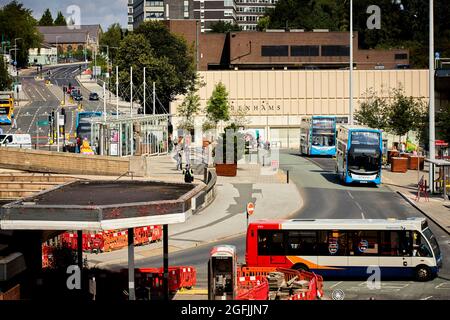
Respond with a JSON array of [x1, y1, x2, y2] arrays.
[[435, 282, 450, 289], [361, 212, 366, 219], [329, 281, 343, 289], [355, 201, 363, 210], [421, 296, 433, 300], [347, 191, 354, 199]]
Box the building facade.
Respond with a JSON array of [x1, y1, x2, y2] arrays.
[[128, 0, 134, 31], [171, 69, 429, 149], [132, 0, 195, 30], [193, 0, 237, 32], [236, 0, 278, 31]]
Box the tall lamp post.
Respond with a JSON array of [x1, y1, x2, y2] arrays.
[[14, 38, 22, 81], [429, 0, 436, 193], [55, 36, 62, 65], [349, 0, 354, 125]]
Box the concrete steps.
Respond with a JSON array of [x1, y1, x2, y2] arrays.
[[0, 173, 78, 200]]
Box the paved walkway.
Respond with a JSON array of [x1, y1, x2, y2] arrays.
[[85, 149, 302, 268], [383, 164, 450, 235]]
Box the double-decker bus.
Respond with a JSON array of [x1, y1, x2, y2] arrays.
[[75, 111, 102, 145], [300, 116, 338, 156], [246, 218, 442, 281], [0, 91, 14, 125], [336, 125, 383, 185]]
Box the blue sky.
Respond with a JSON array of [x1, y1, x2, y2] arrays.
[[2, 0, 128, 30]]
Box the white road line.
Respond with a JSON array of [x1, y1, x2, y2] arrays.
[[421, 296, 433, 300], [355, 202, 363, 210], [347, 191, 354, 199], [329, 281, 343, 289], [361, 212, 366, 219], [435, 283, 450, 289]]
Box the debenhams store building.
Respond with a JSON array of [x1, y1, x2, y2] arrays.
[[170, 69, 429, 149]]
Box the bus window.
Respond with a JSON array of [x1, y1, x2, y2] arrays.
[[412, 231, 433, 258], [286, 230, 317, 255], [318, 231, 348, 256], [349, 231, 379, 256], [258, 230, 285, 256]]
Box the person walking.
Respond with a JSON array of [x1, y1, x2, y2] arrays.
[[11, 113, 17, 129], [176, 143, 183, 170]]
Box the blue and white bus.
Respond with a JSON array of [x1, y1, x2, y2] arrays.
[[300, 116, 339, 156], [336, 125, 383, 185]]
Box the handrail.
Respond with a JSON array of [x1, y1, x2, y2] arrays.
[[115, 171, 134, 181]]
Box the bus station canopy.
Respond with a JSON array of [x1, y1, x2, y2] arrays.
[[0, 180, 203, 231]]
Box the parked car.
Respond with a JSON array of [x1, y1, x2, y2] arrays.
[[73, 93, 83, 101], [89, 92, 99, 101]]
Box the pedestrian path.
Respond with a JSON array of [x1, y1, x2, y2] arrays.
[[383, 166, 450, 235]]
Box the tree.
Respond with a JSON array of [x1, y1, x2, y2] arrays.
[[0, 55, 12, 90], [177, 78, 204, 133], [355, 88, 389, 130], [209, 20, 242, 33], [206, 82, 230, 126], [116, 21, 197, 112], [0, 1, 43, 67], [385, 88, 425, 141], [100, 23, 123, 62], [39, 8, 53, 26], [256, 16, 270, 31], [54, 11, 67, 26]]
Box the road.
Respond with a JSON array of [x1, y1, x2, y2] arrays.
[[4, 64, 117, 147], [107, 151, 450, 300]]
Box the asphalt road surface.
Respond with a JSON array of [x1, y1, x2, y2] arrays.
[[108, 151, 450, 300], [4, 64, 118, 147]]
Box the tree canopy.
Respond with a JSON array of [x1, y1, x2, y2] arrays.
[[0, 1, 43, 67], [38, 8, 53, 26], [99, 23, 123, 62], [54, 11, 67, 26], [209, 21, 242, 33], [263, 0, 450, 68], [206, 82, 230, 125], [0, 55, 12, 90]]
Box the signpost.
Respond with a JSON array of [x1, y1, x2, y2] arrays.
[[246, 202, 255, 227]]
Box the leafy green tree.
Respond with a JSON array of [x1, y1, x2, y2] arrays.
[[209, 20, 242, 33], [256, 16, 270, 31], [385, 88, 425, 141], [206, 82, 230, 126], [0, 55, 12, 90], [38, 8, 53, 26], [0, 1, 43, 67], [116, 21, 196, 112], [100, 23, 123, 62], [355, 88, 389, 130], [54, 11, 66, 26], [177, 78, 204, 132]]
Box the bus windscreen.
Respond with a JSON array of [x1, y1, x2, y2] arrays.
[[351, 131, 380, 145]]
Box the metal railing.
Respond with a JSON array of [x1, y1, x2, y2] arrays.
[[115, 171, 134, 181]]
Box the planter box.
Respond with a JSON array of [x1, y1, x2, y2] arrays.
[[408, 156, 425, 170], [215, 163, 237, 177], [387, 150, 399, 164], [391, 157, 408, 173]]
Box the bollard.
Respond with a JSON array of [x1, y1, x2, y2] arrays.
[[262, 156, 265, 167], [287, 170, 290, 184]]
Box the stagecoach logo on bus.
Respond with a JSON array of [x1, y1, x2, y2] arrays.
[[328, 238, 339, 255], [358, 240, 369, 253]]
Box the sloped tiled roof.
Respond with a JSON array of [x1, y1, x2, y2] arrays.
[[37, 25, 101, 44]]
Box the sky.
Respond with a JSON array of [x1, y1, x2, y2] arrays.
[[2, 0, 128, 30]]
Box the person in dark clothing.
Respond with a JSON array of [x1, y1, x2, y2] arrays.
[[183, 164, 194, 183]]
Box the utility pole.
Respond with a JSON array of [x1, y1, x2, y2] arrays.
[[14, 38, 22, 83], [116, 66, 119, 120], [56, 110, 60, 152], [349, 0, 354, 125], [153, 82, 156, 115], [130, 66, 133, 116], [429, 0, 436, 193], [103, 82, 107, 122], [143, 67, 146, 115]]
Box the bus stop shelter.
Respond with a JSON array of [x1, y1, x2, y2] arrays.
[[0, 180, 204, 300], [426, 158, 450, 200]]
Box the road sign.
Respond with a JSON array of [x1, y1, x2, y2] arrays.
[[58, 114, 65, 126], [37, 120, 49, 126], [246, 202, 255, 216]]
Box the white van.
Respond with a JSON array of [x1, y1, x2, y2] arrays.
[[0, 134, 32, 149]]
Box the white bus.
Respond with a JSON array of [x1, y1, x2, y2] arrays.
[[246, 218, 442, 281], [0, 134, 32, 149]]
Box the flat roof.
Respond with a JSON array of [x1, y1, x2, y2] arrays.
[[0, 180, 204, 231], [30, 181, 195, 206]]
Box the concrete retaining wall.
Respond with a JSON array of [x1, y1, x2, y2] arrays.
[[192, 168, 217, 214], [0, 147, 138, 176]]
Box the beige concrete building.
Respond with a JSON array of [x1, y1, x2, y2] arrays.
[[171, 69, 430, 149]]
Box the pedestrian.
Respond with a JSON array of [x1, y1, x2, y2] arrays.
[[182, 164, 194, 183], [11, 113, 17, 129], [176, 144, 183, 170]]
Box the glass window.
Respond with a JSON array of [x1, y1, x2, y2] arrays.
[[349, 231, 379, 256], [321, 45, 350, 57], [412, 231, 433, 258], [258, 230, 285, 256], [318, 231, 348, 256], [261, 45, 289, 57], [286, 230, 317, 255], [291, 45, 320, 57]]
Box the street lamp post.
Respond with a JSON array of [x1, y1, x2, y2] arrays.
[[429, 0, 436, 193], [55, 36, 61, 65], [14, 38, 22, 82], [349, 0, 354, 125]]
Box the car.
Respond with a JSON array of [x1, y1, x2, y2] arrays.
[[73, 93, 83, 101], [89, 92, 99, 101]]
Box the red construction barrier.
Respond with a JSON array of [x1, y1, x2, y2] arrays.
[[133, 266, 197, 293], [236, 276, 269, 300]]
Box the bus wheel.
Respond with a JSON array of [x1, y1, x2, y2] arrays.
[[415, 265, 431, 282], [292, 263, 309, 272]]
